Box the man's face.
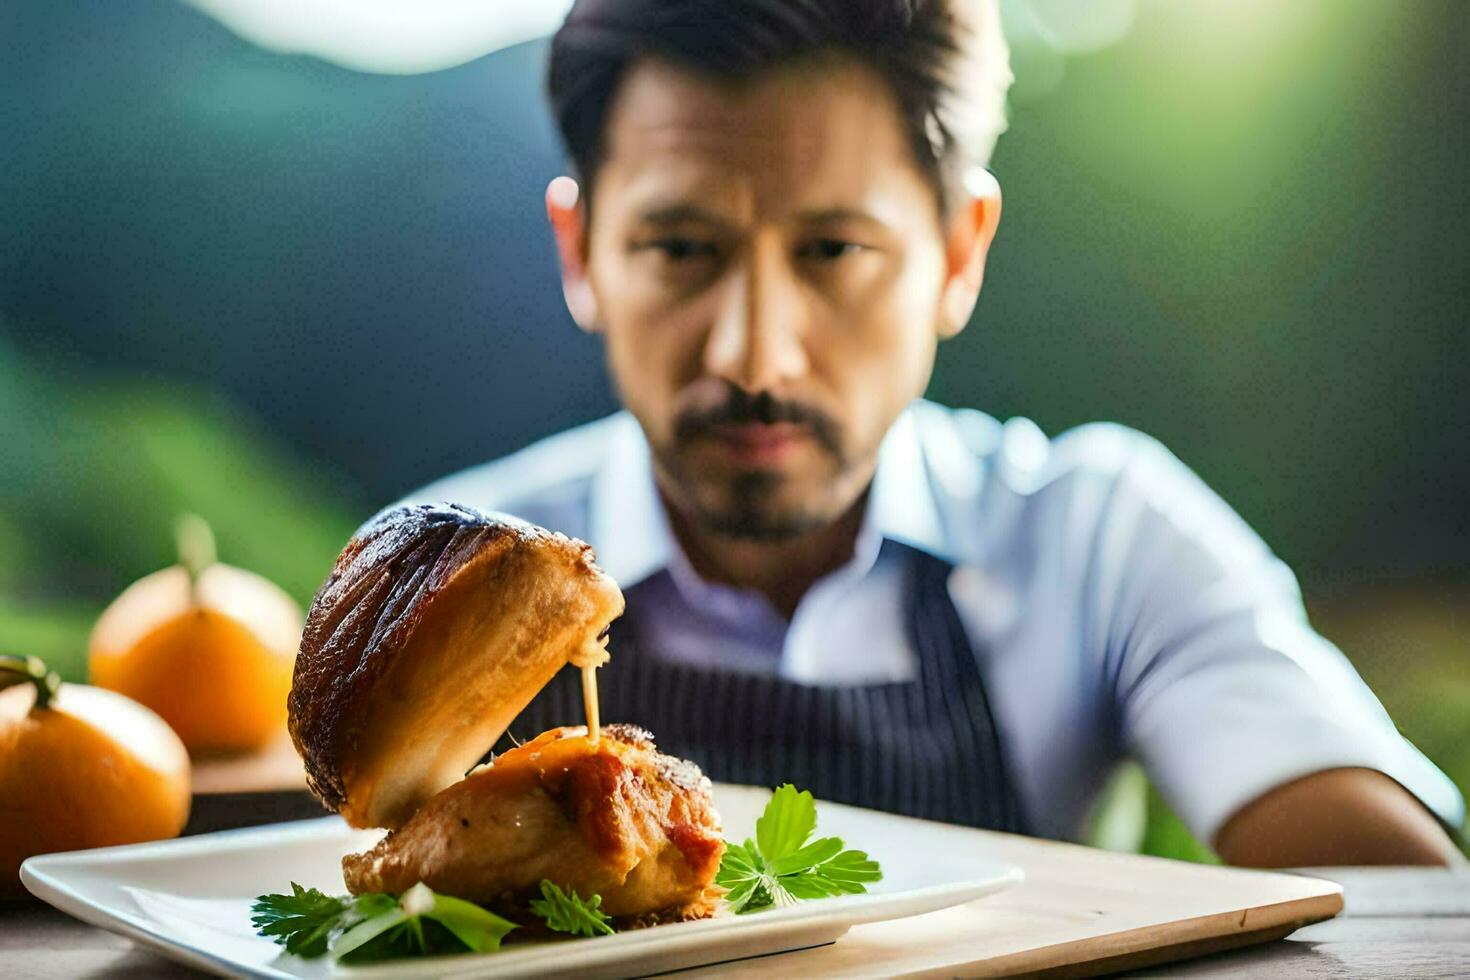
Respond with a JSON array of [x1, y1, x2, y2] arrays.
[[575, 55, 967, 539]]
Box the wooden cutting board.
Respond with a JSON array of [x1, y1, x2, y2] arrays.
[[688, 827, 1343, 978]]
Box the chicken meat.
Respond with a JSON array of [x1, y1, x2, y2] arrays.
[[341, 724, 724, 920]]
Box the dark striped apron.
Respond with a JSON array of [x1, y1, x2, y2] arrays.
[[498, 546, 1026, 832]]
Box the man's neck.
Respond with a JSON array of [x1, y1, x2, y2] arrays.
[[664, 496, 867, 620]]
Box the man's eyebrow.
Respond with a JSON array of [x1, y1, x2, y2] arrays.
[[636, 203, 736, 228], [633, 203, 887, 229], [792, 206, 886, 226]]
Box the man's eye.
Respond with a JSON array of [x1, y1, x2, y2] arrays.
[[646, 238, 718, 261], [798, 239, 864, 261]]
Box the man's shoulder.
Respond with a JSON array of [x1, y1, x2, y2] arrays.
[[916, 400, 1262, 568], [914, 399, 1181, 495], [386, 412, 635, 535]]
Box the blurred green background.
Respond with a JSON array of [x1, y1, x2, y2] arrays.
[[1, 0, 1465, 857]]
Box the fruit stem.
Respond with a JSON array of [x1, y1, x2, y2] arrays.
[[0, 654, 62, 711], [175, 513, 217, 606]]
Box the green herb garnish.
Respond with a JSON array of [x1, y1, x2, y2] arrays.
[[249, 882, 351, 957], [251, 881, 516, 961], [715, 784, 883, 913], [529, 879, 616, 936]]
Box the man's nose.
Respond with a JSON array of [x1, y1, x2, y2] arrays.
[[702, 237, 810, 392]]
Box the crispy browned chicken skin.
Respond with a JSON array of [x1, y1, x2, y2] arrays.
[[342, 724, 724, 919], [290, 504, 625, 832]]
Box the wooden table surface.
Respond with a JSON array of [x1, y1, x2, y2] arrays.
[[3, 867, 1466, 978]]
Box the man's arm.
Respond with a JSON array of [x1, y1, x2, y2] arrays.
[[1215, 767, 1464, 867], [1084, 429, 1466, 861]]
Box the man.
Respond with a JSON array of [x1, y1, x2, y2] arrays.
[[402, 0, 1464, 866]]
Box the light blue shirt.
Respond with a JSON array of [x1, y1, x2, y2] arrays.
[[400, 400, 1464, 843]]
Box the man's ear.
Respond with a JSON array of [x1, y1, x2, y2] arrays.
[[938, 169, 1002, 340], [545, 175, 601, 332]]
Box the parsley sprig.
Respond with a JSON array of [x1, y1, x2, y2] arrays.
[[249, 882, 351, 958], [715, 784, 883, 912], [529, 880, 616, 936], [251, 882, 517, 961]]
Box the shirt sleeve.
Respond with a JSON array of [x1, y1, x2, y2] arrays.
[[1100, 434, 1465, 845]]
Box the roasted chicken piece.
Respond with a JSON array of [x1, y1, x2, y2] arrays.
[[342, 724, 724, 919], [291, 504, 724, 922]]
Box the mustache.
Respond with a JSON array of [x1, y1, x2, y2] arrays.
[[672, 387, 842, 458]]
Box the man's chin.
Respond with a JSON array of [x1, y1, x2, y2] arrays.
[[690, 506, 833, 542], [681, 476, 842, 542], [655, 442, 864, 543]]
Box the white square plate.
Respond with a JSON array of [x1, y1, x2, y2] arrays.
[[21, 783, 1022, 978]]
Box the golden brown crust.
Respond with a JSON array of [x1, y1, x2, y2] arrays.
[[614, 889, 723, 929], [289, 503, 623, 828]]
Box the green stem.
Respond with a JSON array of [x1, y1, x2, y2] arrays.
[[0, 654, 61, 710], [175, 513, 217, 606]]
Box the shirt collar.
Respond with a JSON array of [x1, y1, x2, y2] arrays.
[[588, 401, 965, 589], [866, 404, 959, 564]]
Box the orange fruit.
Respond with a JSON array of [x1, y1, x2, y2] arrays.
[[88, 516, 303, 754], [1, 656, 191, 896]]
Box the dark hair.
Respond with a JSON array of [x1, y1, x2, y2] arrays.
[[546, 0, 1011, 212]]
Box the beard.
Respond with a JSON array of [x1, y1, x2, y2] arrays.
[[657, 385, 855, 541], [677, 468, 838, 541]]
